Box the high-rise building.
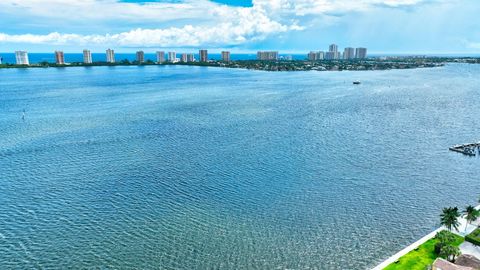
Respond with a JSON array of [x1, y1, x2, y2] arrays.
[[0, 56, 3, 65], [55, 51, 65, 65], [168, 52, 176, 63], [326, 44, 341, 60], [329, 44, 338, 53], [186, 53, 195, 62], [156, 51, 165, 63], [83, 49, 92, 64], [308, 51, 321, 61], [325, 51, 335, 60], [15, 51, 29, 65], [199, 49, 208, 62], [355, 47, 367, 59], [257, 51, 279, 61], [221, 51, 231, 62], [326, 51, 341, 60], [316, 51, 325, 60], [181, 53, 188, 62], [343, 47, 355, 60], [106, 49, 115, 63], [136, 51, 145, 63]]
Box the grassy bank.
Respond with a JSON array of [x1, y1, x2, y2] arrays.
[[384, 233, 464, 270]]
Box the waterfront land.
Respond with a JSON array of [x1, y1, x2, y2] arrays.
[[1, 57, 480, 71], [376, 204, 480, 270], [383, 232, 464, 270]]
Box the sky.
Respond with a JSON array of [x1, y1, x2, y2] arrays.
[[0, 0, 479, 54]]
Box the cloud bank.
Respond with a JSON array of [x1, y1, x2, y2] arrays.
[[0, 0, 436, 48]]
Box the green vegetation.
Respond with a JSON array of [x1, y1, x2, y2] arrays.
[[440, 207, 461, 232], [384, 231, 463, 270], [382, 202, 479, 270], [464, 205, 480, 232], [439, 244, 461, 262], [1, 57, 480, 71], [435, 230, 457, 254], [465, 228, 480, 246]]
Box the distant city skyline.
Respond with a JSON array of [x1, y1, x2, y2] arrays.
[[1, 43, 369, 65], [0, 0, 479, 54]]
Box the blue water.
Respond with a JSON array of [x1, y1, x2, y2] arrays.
[[1, 64, 480, 269], [0, 53, 305, 64]]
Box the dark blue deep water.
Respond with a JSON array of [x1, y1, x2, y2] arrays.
[[1, 64, 480, 269]]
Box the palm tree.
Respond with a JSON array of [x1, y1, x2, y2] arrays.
[[440, 207, 461, 232], [436, 230, 456, 244], [464, 205, 479, 232], [435, 230, 456, 254], [440, 244, 461, 262]]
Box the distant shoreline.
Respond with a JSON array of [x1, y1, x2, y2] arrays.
[[1, 58, 479, 72]]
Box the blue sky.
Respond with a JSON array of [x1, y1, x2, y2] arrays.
[[0, 0, 479, 54]]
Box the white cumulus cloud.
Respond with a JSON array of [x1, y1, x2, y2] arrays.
[[0, 0, 429, 48]]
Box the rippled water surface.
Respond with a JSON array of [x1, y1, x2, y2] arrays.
[[1, 64, 480, 269]]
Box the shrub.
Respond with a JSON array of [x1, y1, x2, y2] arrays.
[[439, 244, 460, 262], [434, 242, 443, 254], [465, 228, 480, 246], [435, 230, 457, 254]]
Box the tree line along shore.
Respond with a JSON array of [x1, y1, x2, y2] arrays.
[[1, 57, 479, 72]]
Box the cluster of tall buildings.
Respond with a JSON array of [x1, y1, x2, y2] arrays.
[[308, 44, 367, 61], [126, 49, 225, 64], [180, 53, 194, 63], [10, 49, 231, 65], [7, 46, 366, 66], [163, 50, 229, 63], [257, 51, 279, 61]]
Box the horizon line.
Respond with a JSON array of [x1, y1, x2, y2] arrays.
[[0, 51, 479, 56]]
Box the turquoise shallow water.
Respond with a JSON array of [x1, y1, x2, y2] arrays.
[[1, 64, 480, 269]]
